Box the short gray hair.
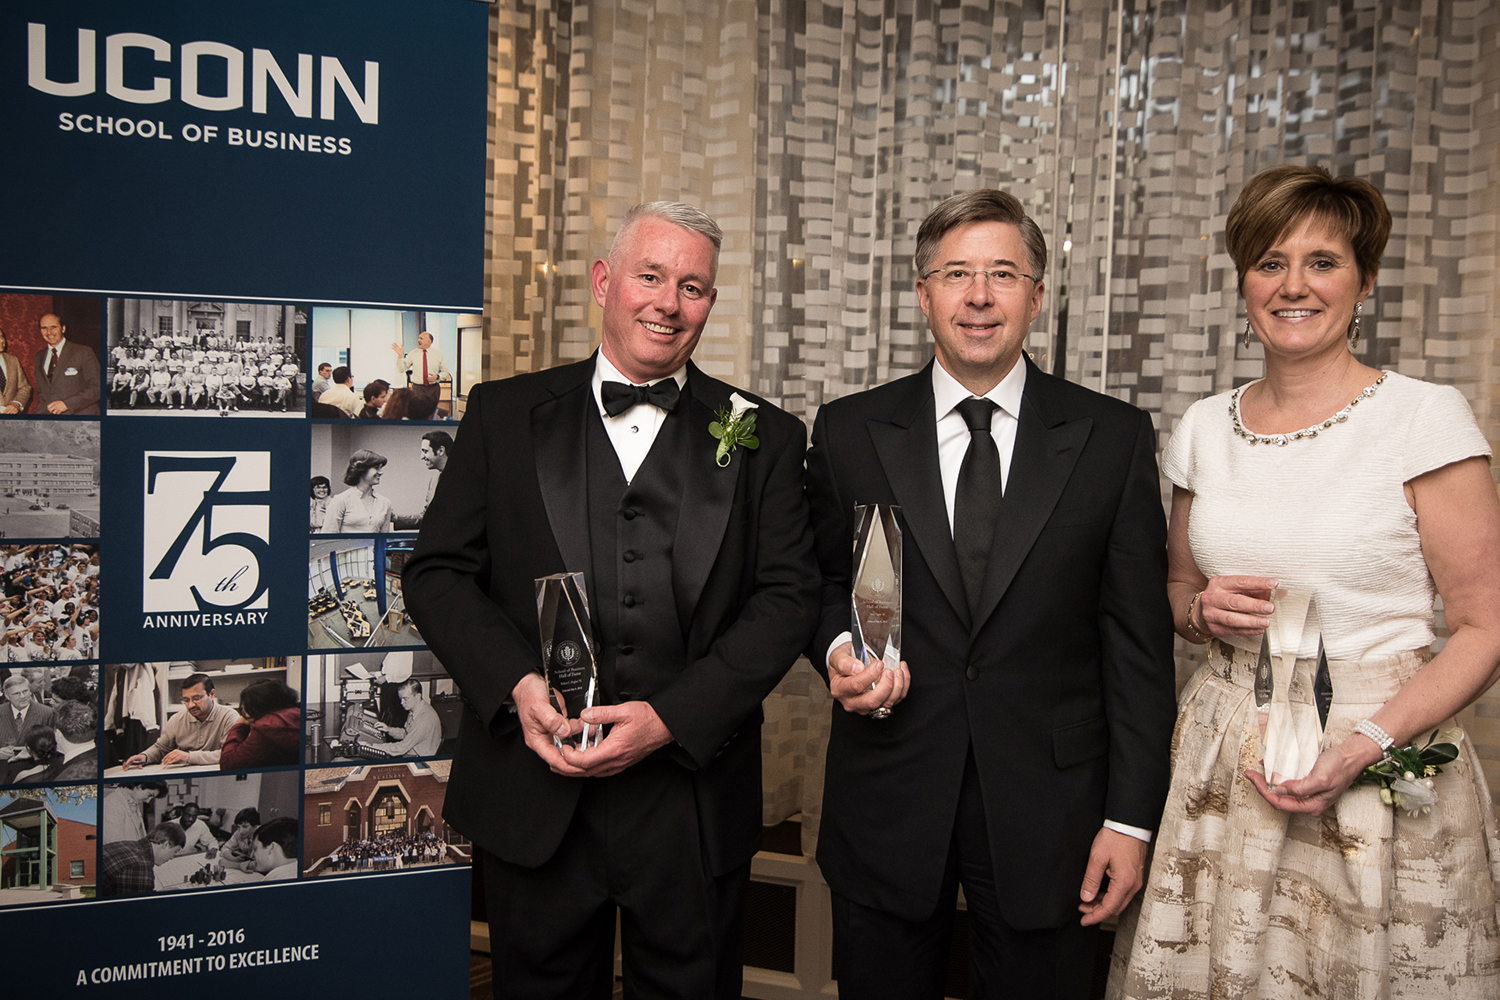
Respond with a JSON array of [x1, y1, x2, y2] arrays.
[[608, 202, 724, 264]]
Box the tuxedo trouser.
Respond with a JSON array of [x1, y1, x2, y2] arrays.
[[831, 750, 1098, 1000], [481, 759, 748, 1000]]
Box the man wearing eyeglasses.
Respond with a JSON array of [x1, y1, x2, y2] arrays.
[[805, 189, 1176, 999], [122, 671, 239, 769]]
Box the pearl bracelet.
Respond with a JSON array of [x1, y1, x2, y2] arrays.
[[1354, 719, 1394, 752]]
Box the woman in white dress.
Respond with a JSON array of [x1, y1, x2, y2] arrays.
[[320, 450, 394, 533], [1110, 166, 1500, 997]]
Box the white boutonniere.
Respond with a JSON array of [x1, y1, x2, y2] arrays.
[[709, 392, 760, 467]]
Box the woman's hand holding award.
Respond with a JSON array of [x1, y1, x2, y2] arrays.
[[1257, 588, 1329, 784]]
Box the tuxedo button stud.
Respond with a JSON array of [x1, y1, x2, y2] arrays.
[[623, 595, 636, 607], [965, 666, 979, 681], [623, 509, 637, 520], [620, 645, 634, 656], [623, 551, 636, 563]]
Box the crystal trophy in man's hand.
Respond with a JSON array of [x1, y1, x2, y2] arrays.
[[851, 504, 902, 719], [536, 572, 603, 749]]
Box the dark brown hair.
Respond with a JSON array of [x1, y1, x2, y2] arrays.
[[238, 678, 300, 720], [1225, 165, 1391, 290], [914, 190, 1047, 279]]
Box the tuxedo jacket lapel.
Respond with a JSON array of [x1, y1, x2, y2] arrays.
[[672, 365, 740, 619], [970, 359, 1091, 638], [531, 362, 594, 581], [869, 367, 970, 631]]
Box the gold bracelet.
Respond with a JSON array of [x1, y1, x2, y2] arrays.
[[1184, 590, 1209, 643]]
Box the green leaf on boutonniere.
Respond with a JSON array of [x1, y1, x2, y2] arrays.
[[709, 399, 760, 467]]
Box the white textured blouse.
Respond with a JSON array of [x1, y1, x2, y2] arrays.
[[1162, 372, 1491, 661]]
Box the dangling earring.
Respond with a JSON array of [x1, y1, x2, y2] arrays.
[[1348, 301, 1363, 349], [1242, 320, 1253, 349]]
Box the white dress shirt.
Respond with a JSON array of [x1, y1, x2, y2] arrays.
[[399, 346, 451, 384], [932, 354, 1026, 523], [590, 353, 687, 484]]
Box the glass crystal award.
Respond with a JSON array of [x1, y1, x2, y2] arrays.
[[1259, 588, 1326, 784], [851, 503, 902, 719], [535, 572, 603, 750]]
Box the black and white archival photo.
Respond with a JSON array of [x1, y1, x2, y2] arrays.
[[304, 651, 455, 764], [310, 423, 453, 533], [0, 544, 99, 663], [99, 771, 301, 897], [105, 299, 308, 417], [302, 761, 467, 878], [0, 664, 99, 787], [0, 422, 101, 537], [308, 539, 422, 649], [101, 658, 302, 777]]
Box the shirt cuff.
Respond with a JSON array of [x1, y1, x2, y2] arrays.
[[1103, 819, 1153, 844], [825, 631, 854, 671]]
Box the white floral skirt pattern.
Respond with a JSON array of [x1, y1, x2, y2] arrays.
[[1108, 641, 1500, 999]]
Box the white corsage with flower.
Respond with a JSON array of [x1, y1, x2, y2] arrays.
[[709, 392, 760, 467], [1353, 726, 1462, 816]]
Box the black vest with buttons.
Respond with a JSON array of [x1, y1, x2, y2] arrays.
[[585, 393, 689, 705]]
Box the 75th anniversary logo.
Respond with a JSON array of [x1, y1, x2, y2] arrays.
[[103, 418, 306, 660], [142, 451, 271, 627]]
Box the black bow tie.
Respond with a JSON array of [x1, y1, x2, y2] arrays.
[[601, 379, 680, 417]]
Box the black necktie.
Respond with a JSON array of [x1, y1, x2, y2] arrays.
[[953, 397, 1002, 618], [601, 379, 680, 417]]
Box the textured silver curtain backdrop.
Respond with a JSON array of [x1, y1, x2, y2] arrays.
[[484, 1, 1500, 840]]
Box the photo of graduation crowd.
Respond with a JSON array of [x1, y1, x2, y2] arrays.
[[302, 761, 467, 879], [102, 660, 301, 777], [105, 299, 307, 417], [0, 545, 99, 663], [0, 665, 98, 785], [99, 771, 300, 896]]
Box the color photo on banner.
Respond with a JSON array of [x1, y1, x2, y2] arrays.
[[102, 658, 302, 777], [0, 785, 97, 907], [308, 538, 422, 650], [0, 293, 103, 416], [105, 299, 307, 417], [305, 651, 454, 764], [302, 761, 466, 878], [0, 543, 99, 662], [99, 771, 300, 898], [0, 665, 99, 787], [310, 307, 475, 419], [0, 422, 101, 538], [310, 423, 452, 533]]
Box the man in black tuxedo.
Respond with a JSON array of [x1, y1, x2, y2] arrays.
[[805, 190, 1176, 999], [403, 202, 818, 999]]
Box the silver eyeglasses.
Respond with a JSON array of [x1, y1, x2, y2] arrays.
[[921, 266, 1039, 290]]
